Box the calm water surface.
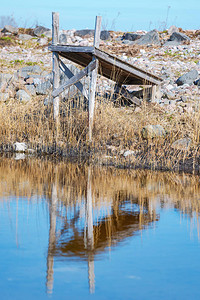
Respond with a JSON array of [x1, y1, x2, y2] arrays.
[[0, 157, 200, 300]]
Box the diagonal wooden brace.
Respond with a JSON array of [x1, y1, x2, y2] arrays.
[[59, 59, 88, 99], [52, 59, 96, 98]]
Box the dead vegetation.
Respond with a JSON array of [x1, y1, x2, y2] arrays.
[[0, 93, 200, 174]]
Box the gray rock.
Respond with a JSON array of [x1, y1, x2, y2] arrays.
[[176, 69, 198, 86], [13, 142, 28, 152], [2, 25, 18, 34], [171, 138, 191, 150], [164, 91, 176, 100], [142, 125, 166, 139], [115, 37, 122, 41], [180, 96, 187, 102], [169, 32, 190, 43], [59, 33, 72, 44], [0, 73, 12, 82], [135, 30, 161, 45], [25, 84, 36, 96], [122, 32, 141, 41], [33, 26, 51, 37], [44, 73, 53, 84], [0, 92, 9, 101], [16, 90, 31, 102], [17, 65, 42, 79], [25, 74, 42, 84], [37, 37, 48, 45], [30, 65, 42, 74], [33, 77, 42, 85], [163, 40, 180, 47], [0, 73, 13, 88], [122, 40, 134, 45], [35, 80, 51, 95], [100, 30, 111, 40], [168, 25, 179, 35], [18, 34, 33, 41], [75, 29, 94, 37]]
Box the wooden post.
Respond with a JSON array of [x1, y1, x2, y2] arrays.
[[88, 16, 102, 142], [52, 12, 60, 122], [151, 85, 157, 102]]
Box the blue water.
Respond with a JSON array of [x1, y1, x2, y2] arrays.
[[0, 160, 200, 300]]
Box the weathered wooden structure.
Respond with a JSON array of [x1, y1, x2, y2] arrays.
[[49, 13, 162, 140]]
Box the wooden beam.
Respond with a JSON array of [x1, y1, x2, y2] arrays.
[[49, 45, 94, 53], [59, 59, 88, 99], [88, 16, 102, 141], [52, 12, 60, 121], [114, 85, 142, 106], [59, 52, 93, 68], [52, 60, 96, 97]]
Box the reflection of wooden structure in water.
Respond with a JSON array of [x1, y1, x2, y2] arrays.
[[46, 183, 57, 294], [49, 13, 162, 140], [46, 169, 159, 294]]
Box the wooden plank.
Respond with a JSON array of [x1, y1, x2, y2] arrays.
[[95, 48, 161, 85], [88, 16, 102, 141], [59, 52, 92, 68], [114, 85, 142, 106], [59, 59, 88, 99], [52, 12, 60, 122], [52, 60, 96, 97], [59, 52, 93, 68], [49, 45, 162, 85], [49, 45, 94, 53], [57, 49, 161, 85]]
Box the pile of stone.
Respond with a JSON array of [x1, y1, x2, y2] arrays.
[[0, 23, 200, 115], [0, 65, 52, 101]]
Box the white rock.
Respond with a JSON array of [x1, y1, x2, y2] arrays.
[[166, 84, 175, 91], [37, 37, 48, 45], [0, 92, 9, 101], [123, 150, 135, 157], [16, 90, 31, 102], [13, 142, 27, 152], [14, 153, 26, 160], [79, 40, 89, 46], [168, 25, 179, 35]]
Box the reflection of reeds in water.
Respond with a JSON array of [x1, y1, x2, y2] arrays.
[[0, 156, 199, 255], [0, 157, 200, 227], [1, 157, 200, 294]]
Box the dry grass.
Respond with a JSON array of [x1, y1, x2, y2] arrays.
[[0, 93, 200, 173]]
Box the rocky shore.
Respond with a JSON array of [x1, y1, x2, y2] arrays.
[[1, 25, 200, 109], [0, 24, 200, 173]]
